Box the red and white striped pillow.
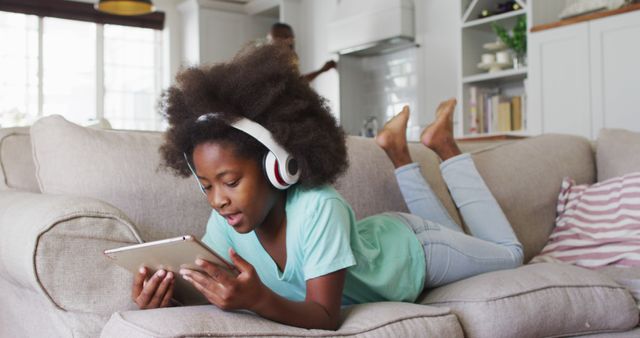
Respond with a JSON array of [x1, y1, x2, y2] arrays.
[[531, 172, 640, 268]]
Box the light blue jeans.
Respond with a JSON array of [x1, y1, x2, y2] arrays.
[[393, 153, 523, 288]]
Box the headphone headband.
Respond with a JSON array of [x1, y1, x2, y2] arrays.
[[193, 113, 299, 188], [228, 118, 290, 167]]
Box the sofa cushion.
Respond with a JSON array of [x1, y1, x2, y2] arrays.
[[0, 127, 39, 192], [470, 134, 596, 262], [30, 115, 211, 241], [531, 173, 640, 268], [418, 263, 639, 338], [597, 129, 640, 182], [597, 266, 640, 310], [100, 302, 464, 338], [578, 327, 640, 338], [335, 136, 463, 226]]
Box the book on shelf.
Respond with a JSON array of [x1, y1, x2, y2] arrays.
[[467, 86, 525, 135], [511, 95, 522, 131], [498, 101, 512, 132], [469, 86, 478, 134]]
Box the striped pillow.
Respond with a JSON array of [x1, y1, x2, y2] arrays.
[[531, 172, 640, 268]]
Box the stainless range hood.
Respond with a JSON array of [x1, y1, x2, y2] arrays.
[[329, 0, 416, 56]]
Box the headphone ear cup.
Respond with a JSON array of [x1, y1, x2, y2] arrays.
[[264, 151, 289, 190]]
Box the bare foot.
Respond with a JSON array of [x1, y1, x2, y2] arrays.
[[375, 106, 412, 168], [420, 98, 462, 161]]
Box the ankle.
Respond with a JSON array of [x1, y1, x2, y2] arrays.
[[384, 146, 412, 168], [391, 156, 413, 169], [434, 142, 461, 162]]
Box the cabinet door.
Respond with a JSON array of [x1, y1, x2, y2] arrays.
[[590, 10, 640, 135], [528, 23, 592, 138]]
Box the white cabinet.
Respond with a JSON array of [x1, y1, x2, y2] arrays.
[[590, 10, 640, 134], [528, 9, 640, 139], [528, 23, 591, 138]]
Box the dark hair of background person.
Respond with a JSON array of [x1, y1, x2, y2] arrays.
[[271, 22, 293, 36], [158, 44, 348, 189]]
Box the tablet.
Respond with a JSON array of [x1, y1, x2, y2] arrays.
[[104, 235, 237, 306]]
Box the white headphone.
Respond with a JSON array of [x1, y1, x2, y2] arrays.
[[184, 113, 300, 194]]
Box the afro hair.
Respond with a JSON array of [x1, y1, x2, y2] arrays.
[[159, 44, 348, 189]]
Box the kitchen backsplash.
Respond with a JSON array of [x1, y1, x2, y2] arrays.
[[339, 46, 422, 141]]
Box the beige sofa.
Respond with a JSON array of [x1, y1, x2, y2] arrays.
[[1, 115, 640, 338]]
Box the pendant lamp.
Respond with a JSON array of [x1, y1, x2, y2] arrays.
[[95, 0, 154, 16]]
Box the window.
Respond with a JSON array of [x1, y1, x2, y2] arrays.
[[0, 12, 38, 126], [104, 24, 162, 130], [0, 11, 163, 130], [42, 17, 96, 123]]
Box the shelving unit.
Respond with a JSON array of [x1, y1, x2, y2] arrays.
[[456, 0, 638, 139], [456, 0, 529, 138]]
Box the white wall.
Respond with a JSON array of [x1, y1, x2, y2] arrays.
[[295, 0, 341, 118], [155, 0, 184, 87], [414, 0, 459, 122], [178, 0, 276, 66]]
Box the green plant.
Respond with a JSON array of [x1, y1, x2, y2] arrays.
[[491, 16, 527, 54]]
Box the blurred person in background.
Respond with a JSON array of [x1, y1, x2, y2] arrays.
[[267, 22, 337, 83]]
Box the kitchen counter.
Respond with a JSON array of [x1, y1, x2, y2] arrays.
[[531, 2, 640, 33]]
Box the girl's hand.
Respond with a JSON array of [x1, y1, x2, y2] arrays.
[[180, 248, 264, 311], [132, 267, 175, 309]]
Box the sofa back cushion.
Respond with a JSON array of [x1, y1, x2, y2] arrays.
[[335, 137, 463, 226], [30, 115, 211, 241], [337, 135, 596, 263], [469, 134, 595, 262], [597, 128, 640, 181], [0, 127, 39, 192], [29, 116, 464, 242]]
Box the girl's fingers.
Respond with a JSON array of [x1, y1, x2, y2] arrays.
[[149, 271, 174, 308], [183, 273, 223, 306], [160, 278, 175, 307], [196, 259, 233, 284], [137, 269, 166, 308], [183, 269, 224, 291], [229, 249, 252, 274], [132, 266, 147, 300]]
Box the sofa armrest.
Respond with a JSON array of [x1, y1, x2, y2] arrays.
[[0, 191, 142, 315]]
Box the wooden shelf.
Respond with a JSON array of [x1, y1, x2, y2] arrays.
[[531, 3, 640, 33], [457, 131, 531, 142]]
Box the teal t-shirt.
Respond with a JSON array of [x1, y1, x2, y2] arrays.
[[202, 185, 426, 305]]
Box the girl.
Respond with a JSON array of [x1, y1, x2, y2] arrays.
[[131, 45, 523, 330]]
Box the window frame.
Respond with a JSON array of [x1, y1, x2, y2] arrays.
[[0, 0, 164, 30]]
